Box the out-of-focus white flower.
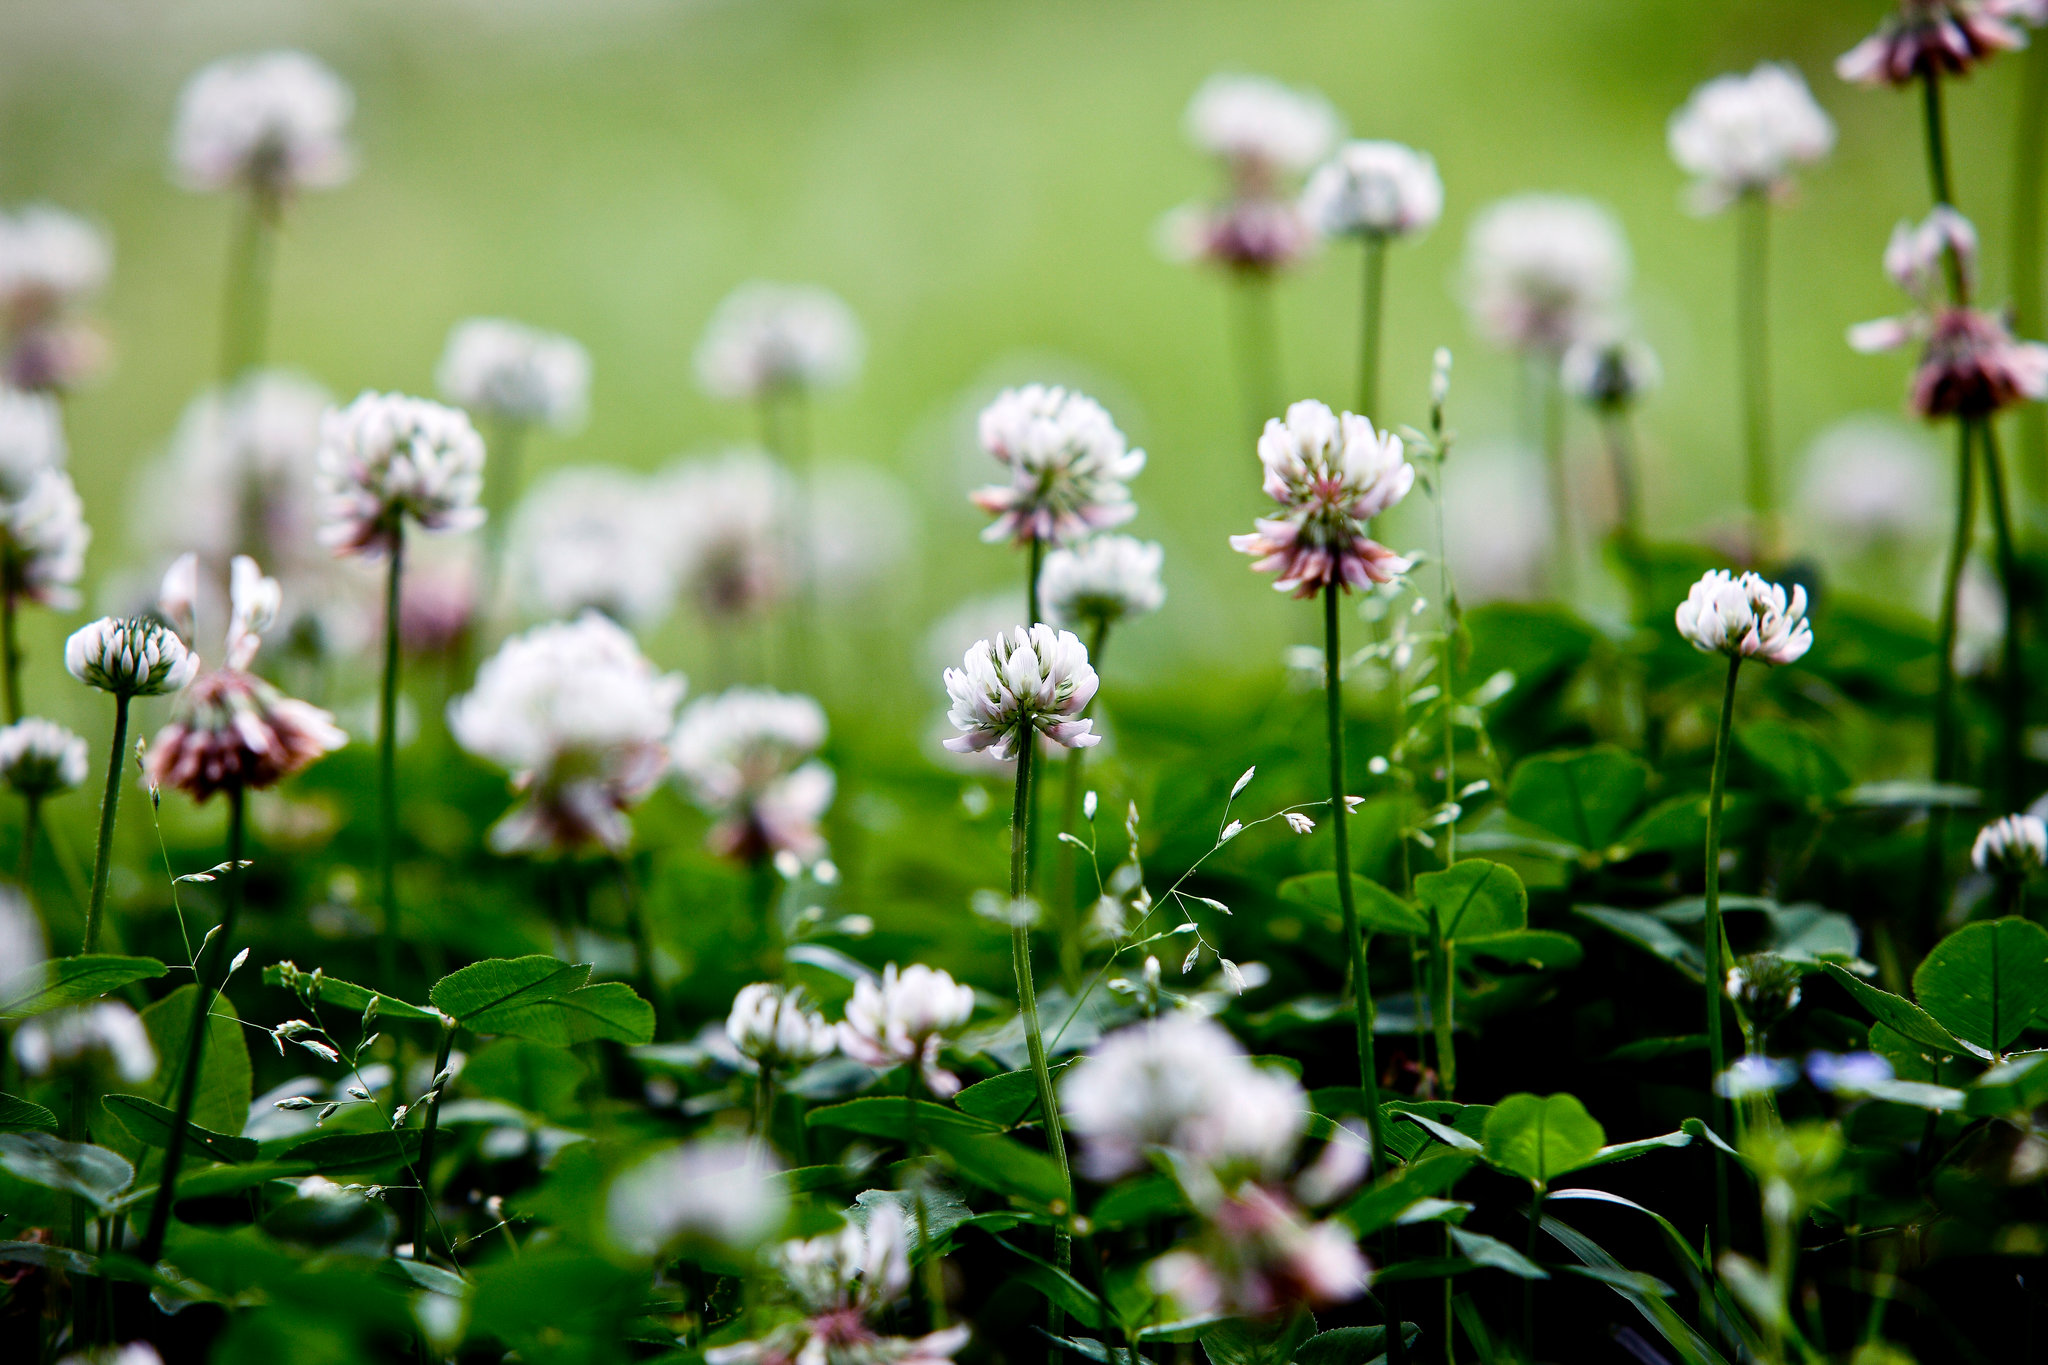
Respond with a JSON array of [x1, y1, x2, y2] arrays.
[[1837, 0, 2031, 87], [971, 386, 1145, 548], [1301, 141, 1443, 240], [1675, 569, 1813, 665], [663, 449, 798, 619], [942, 624, 1101, 760], [0, 205, 112, 326], [673, 687, 833, 863], [1797, 416, 1942, 546], [507, 466, 682, 626], [13, 1002, 157, 1084], [1438, 442, 1550, 605], [448, 612, 685, 854], [66, 617, 197, 697], [1230, 401, 1412, 598], [1063, 1013, 1307, 1181], [1041, 535, 1166, 633], [607, 1136, 786, 1257], [1146, 1186, 1370, 1318], [0, 388, 65, 501], [0, 885, 45, 985], [1668, 63, 1835, 213], [1805, 1051, 1895, 1094], [837, 963, 977, 1096], [0, 717, 87, 798], [0, 468, 89, 607], [1185, 74, 1341, 188], [1973, 813, 2048, 875], [56, 1344, 164, 1365], [695, 282, 864, 402], [1464, 195, 1631, 352], [806, 463, 917, 599], [1952, 557, 2005, 678], [1715, 1055, 1800, 1097], [316, 391, 486, 557], [436, 318, 591, 430], [1159, 198, 1319, 274], [1561, 336, 1661, 411], [171, 51, 356, 196], [727, 982, 837, 1071], [138, 370, 330, 571], [396, 538, 479, 655]]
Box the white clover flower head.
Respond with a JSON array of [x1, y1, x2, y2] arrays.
[[0, 205, 112, 329], [140, 370, 331, 569], [0, 467, 89, 607], [663, 449, 800, 619], [508, 466, 684, 627], [606, 1136, 786, 1258], [772, 1205, 912, 1317], [1063, 1012, 1307, 1182], [1041, 535, 1166, 633], [1464, 194, 1631, 352], [1301, 141, 1443, 240], [436, 318, 591, 430], [171, 50, 356, 196], [449, 613, 686, 855], [1668, 63, 1835, 213], [1230, 400, 1414, 599], [1973, 813, 2048, 876], [1674, 569, 1813, 666], [0, 884, 45, 985], [1184, 74, 1341, 188], [55, 1345, 164, 1365], [12, 1002, 158, 1084], [1561, 335, 1661, 411], [0, 717, 87, 798], [0, 387, 66, 502], [65, 617, 197, 697], [316, 391, 486, 557], [673, 687, 833, 863], [695, 282, 864, 402], [943, 624, 1102, 761], [837, 963, 977, 1097], [727, 982, 837, 1071], [971, 385, 1146, 548], [1797, 417, 1941, 546]]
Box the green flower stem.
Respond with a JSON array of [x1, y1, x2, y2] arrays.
[[1, 589, 21, 725], [1356, 234, 1387, 419], [1532, 351, 1574, 601], [480, 420, 528, 618], [82, 692, 130, 953], [378, 524, 406, 987], [750, 855, 782, 976], [1736, 190, 1776, 555], [1703, 651, 1742, 1251], [1051, 620, 1109, 992], [2010, 36, 2048, 502], [1325, 583, 1385, 1170], [18, 792, 38, 889], [1232, 271, 1281, 438], [1919, 71, 1966, 301], [1933, 420, 1978, 791], [139, 785, 244, 1264], [1007, 735, 1074, 1328], [219, 189, 276, 385], [411, 1015, 457, 1261], [1976, 418, 2025, 813], [1428, 918, 1455, 1101]]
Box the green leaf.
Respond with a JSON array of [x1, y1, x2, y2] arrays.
[[1459, 930, 1582, 972], [544, 982, 657, 1046], [989, 1232, 1106, 1329], [0, 955, 167, 1018], [0, 1092, 57, 1133], [0, 1133, 133, 1209], [430, 955, 590, 1028], [1737, 721, 1848, 800], [1911, 918, 2048, 1054], [1966, 1054, 2048, 1117], [102, 1094, 259, 1164], [262, 963, 439, 1021], [1448, 1227, 1548, 1280], [925, 1128, 1068, 1207], [1341, 1148, 1477, 1236], [1092, 1173, 1187, 1229], [1481, 1093, 1606, 1189], [136, 985, 252, 1147], [1294, 1326, 1420, 1365], [1277, 874, 1428, 936], [1578, 1130, 1692, 1168], [1837, 781, 1980, 811], [1414, 860, 1526, 941], [1507, 747, 1650, 851], [1822, 964, 1974, 1057], [954, 1061, 1074, 1126], [852, 1186, 975, 1255], [1575, 906, 1704, 982], [1199, 1309, 1317, 1365], [272, 1128, 425, 1172], [463, 1038, 587, 1119], [806, 1097, 1002, 1139]]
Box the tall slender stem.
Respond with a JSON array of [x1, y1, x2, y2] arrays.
[[1007, 737, 1074, 1324], [1231, 271, 1281, 437], [1052, 621, 1108, 992], [139, 786, 244, 1264], [481, 421, 528, 621], [18, 793, 38, 889], [1601, 412, 1643, 553], [1933, 423, 1978, 788], [1532, 352, 1574, 601], [1, 590, 21, 724], [1978, 418, 2025, 812], [1026, 538, 1044, 628], [378, 527, 406, 986], [410, 1017, 456, 1261], [2011, 37, 2048, 503], [1920, 72, 1967, 302], [1357, 236, 1387, 419], [82, 693, 130, 953], [1703, 652, 1742, 1251], [1325, 584, 1385, 1172], [1736, 192, 1776, 555], [218, 191, 275, 385]]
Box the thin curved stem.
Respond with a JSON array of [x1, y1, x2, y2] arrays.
[[1357, 235, 1387, 420], [1326, 584, 1385, 1172], [1704, 652, 1742, 1252], [1737, 192, 1776, 554], [1920, 71, 1967, 302], [82, 694, 130, 953], [218, 190, 275, 386], [378, 527, 406, 986]]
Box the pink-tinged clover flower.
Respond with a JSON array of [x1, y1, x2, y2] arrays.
[[1230, 400, 1413, 598], [1668, 63, 1835, 213], [1837, 1, 2033, 87], [836, 963, 976, 1097], [971, 386, 1144, 548], [942, 624, 1101, 760], [672, 687, 834, 865], [0, 205, 112, 392], [437, 318, 590, 431], [694, 282, 864, 403], [1463, 195, 1630, 352], [315, 391, 486, 557], [1675, 569, 1813, 666], [726, 982, 836, 1072], [171, 51, 356, 197]]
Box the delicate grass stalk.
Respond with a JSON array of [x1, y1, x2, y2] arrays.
[[410, 1014, 457, 1261], [219, 190, 276, 384], [2010, 37, 2048, 502], [1736, 190, 1776, 555], [616, 857, 668, 1039], [1325, 583, 1385, 1172], [82, 693, 131, 953], [1976, 418, 2024, 813], [1524, 1186, 1543, 1355], [1231, 271, 1281, 437], [378, 525, 406, 985], [1703, 652, 1742, 1251], [1356, 235, 1387, 419], [1052, 621, 1109, 992], [139, 786, 245, 1264]]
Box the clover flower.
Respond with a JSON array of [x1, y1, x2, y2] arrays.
[[607, 1136, 787, 1257], [1973, 813, 2048, 875], [0, 717, 87, 798], [663, 449, 799, 619], [57, 1344, 163, 1365], [0, 388, 65, 500], [942, 624, 1101, 760], [673, 687, 834, 864], [65, 617, 196, 697], [147, 554, 346, 801], [1230, 400, 1412, 598], [1727, 953, 1804, 1041], [1463, 195, 1631, 352], [437, 318, 591, 431], [0, 205, 111, 391], [1159, 198, 1319, 274], [508, 466, 684, 627], [1797, 417, 1941, 546], [0, 468, 89, 607], [971, 385, 1146, 548], [12, 1001, 157, 1084], [837, 963, 977, 1097], [1849, 208, 2048, 418], [1675, 569, 1813, 665], [695, 282, 864, 402], [1301, 141, 1443, 240], [1562, 336, 1662, 411], [727, 982, 837, 1072], [1041, 535, 1166, 634], [139, 370, 330, 570], [171, 51, 356, 196], [316, 391, 487, 557], [0, 885, 45, 984], [1147, 1184, 1370, 1319], [1668, 63, 1835, 213], [448, 612, 685, 855], [1837, 0, 2032, 86], [1185, 75, 1341, 191]]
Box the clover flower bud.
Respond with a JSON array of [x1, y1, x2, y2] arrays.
[[315, 391, 486, 557], [1430, 347, 1453, 412], [1972, 813, 2048, 876], [1674, 569, 1813, 665], [0, 717, 87, 798], [12, 1001, 157, 1083], [1041, 535, 1166, 634], [943, 624, 1102, 760], [694, 282, 864, 402], [1837, 1, 2029, 87], [437, 317, 591, 431], [65, 617, 197, 697], [1667, 63, 1834, 213], [726, 982, 837, 1071], [836, 963, 976, 1097], [171, 50, 355, 196], [971, 385, 1145, 548], [1231, 401, 1413, 598], [1301, 141, 1442, 240], [1561, 336, 1661, 412], [1727, 953, 1804, 1041], [1463, 195, 1630, 352]]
